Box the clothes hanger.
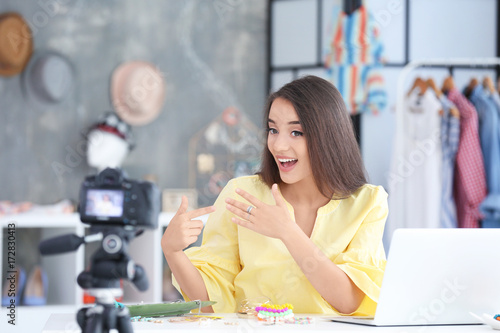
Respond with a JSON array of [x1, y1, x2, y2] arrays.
[[343, 0, 362, 15], [441, 76, 455, 94], [483, 76, 495, 93], [426, 78, 446, 116], [426, 78, 442, 98], [440, 77, 460, 119], [407, 77, 427, 97], [464, 77, 478, 99]]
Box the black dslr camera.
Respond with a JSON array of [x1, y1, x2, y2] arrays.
[[79, 168, 160, 228]]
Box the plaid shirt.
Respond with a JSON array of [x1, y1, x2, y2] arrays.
[[447, 89, 487, 228]]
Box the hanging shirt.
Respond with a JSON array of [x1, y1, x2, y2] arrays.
[[386, 89, 442, 245], [439, 96, 460, 228], [469, 85, 500, 194], [173, 175, 388, 316], [325, 5, 386, 114], [473, 89, 500, 227], [447, 89, 487, 228]]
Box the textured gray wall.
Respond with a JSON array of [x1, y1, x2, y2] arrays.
[[0, 0, 267, 205]]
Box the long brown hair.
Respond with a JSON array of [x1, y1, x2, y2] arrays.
[[258, 75, 367, 199]]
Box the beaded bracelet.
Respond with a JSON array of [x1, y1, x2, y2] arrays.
[[255, 303, 294, 323]]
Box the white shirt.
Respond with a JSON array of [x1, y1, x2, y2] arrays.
[[387, 89, 443, 246]]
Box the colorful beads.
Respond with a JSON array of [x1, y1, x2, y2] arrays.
[[255, 303, 294, 324], [294, 316, 314, 324], [255, 303, 293, 312]]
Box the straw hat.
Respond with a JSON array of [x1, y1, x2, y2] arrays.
[[23, 51, 75, 104], [111, 61, 165, 126], [0, 12, 33, 77]]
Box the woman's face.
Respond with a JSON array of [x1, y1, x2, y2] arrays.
[[267, 97, 313, 186]]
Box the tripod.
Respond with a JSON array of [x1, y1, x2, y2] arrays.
[[76, 227, 149, 333], [40, 226, 149, 333]]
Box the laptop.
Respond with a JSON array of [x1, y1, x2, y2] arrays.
[[331, 228, 500, 326]]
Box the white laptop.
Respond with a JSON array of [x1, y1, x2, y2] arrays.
[[332, 228, 500, 326]]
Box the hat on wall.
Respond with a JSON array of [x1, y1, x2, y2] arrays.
[[22, 50, 75, 104], [88, 111, 135, 150], [110, 61, 166, 126], [0, 12, 33, 77]]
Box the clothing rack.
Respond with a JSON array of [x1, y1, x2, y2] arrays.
[[388, 57, 500, 239], [395, 58, 500, 156]]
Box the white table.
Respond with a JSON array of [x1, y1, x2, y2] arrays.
[[42, 313, 494, 333]]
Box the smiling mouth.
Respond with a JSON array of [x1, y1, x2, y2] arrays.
[[278, 158, 298, 168]]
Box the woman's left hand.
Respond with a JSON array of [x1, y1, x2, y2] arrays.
[[225, 183, 297, 240]]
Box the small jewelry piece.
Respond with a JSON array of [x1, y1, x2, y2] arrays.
[[246, 205, 254, 214], [294, 316, 314, 324], [255, 303, 294, 324], [138, 317, 154, 322]]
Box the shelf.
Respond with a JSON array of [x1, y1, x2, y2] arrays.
[[0, 213, 81, 228], [0, 212, 208, 228]]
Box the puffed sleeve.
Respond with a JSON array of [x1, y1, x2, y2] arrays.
[[171, 179, 241, 313], [334, 186, 388, 316]]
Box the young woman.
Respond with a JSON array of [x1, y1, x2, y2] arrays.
[[162, 75, 388, 315]]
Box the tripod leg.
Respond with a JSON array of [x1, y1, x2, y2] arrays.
[[76, 308, 87, 330], [116, 305, 133, 333], [77, 306, 104, 333]]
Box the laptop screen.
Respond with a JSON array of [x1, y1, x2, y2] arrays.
[[338, 228, 500, 326]]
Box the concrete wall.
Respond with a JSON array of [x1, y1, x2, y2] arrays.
[[0, 0, 267, 204]]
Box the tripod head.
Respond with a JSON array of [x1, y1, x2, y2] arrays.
[[40, 226, 148, 292], [77, 226, 148, 292]]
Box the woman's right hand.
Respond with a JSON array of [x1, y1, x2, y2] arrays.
[[161, 196, 216, 255]]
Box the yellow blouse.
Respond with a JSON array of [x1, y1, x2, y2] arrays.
[[172, 175, 388, 315]]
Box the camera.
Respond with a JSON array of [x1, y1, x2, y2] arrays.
[[79, 168, 161, 229]]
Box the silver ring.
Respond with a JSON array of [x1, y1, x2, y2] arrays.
[[246, 205, 254, 215]]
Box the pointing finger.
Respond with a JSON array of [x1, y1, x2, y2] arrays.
[[175, 196, 189, 216], [185, 205, 216, 219]]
